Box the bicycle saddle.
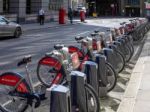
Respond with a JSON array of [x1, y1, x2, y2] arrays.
[[17, 55, 32, 66], [54, 44, 64, 50], [90, 33, 97, 37], [94, 30, 100, 33], [129, 19, 134, 22], [45, 52, 54, 56], [75, 36, 85, 41], [120, 22, 126, 25]]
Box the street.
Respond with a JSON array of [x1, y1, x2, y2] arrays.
[[0, 18, 144, 112]]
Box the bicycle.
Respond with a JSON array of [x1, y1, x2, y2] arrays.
[[37, 49, 100, 112], [0, 55, 42, 112], [91, 31, 126, 73], [107, 28, 133, 63], [67, 36, 117, 92]]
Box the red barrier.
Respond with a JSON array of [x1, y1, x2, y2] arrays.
[[80, 11, 85, 22], [59, 8, 66, 24]]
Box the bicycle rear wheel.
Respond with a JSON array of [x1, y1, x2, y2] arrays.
[[85, 83, 100, 112], [106, 62, 117, 92], [37, 56, 65, 87], [0, 85, 28, 112]]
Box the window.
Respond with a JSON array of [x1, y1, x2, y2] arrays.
[[3, 0, 9, 13], [126, 0, 140, 5], [26, 0, 31, 14], [49, 0, 63, 11]]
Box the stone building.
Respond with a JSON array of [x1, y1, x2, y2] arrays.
[[87, 0, 146, 17], [0, 0, 69, 23], [120, 0, 145, 17]]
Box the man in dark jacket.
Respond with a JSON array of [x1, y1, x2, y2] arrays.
[[68, 8, 73, 24]]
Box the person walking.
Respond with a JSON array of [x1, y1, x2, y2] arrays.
[[39, 8, 45, 25], [68, 8, 73, 24]]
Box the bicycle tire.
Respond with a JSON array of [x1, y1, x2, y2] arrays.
[[37, 63, 64, 87], [0, 73, 29, 112], [127, 42, 134, 58], [106, 62, 117, 92], [124, 45, 132, 62], [116, 50, 126, 73], [0, 86, 28, 112], [84, 83, 100, 112]]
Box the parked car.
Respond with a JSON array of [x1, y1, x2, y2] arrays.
[[73, 6, 86, 17], [76, 6, 86, 13], [0, 16, 22, 38]]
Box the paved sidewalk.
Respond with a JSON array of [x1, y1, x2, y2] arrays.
[[22, 19, 81, 32], [117, 31, 150, 112]]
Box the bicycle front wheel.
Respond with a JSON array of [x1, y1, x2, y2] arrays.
[[85, 84, 100, 112], [0, 85, 28, 112], [37, 64, 64, 87], [116, 50, 126, 73], [124, 45, 132, 62], [106, 62, 117, 92]]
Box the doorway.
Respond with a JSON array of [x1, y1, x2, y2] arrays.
[[125, 7, 140, 17]]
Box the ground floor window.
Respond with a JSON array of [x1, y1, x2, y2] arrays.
[[49, 0, 62, 11], [3, 0, 9, 13], [26, 0, 31, 14]]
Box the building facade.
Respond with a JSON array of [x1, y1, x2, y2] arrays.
[[0, 0, 71, 23], [87, 0, 146, 17], [120, 0, 145, 17]]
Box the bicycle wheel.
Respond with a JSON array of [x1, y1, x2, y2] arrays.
[[106, 62, 117, 92], [116, 50, 126, 73], [124, 45, 132, 62], [85, 84, 100, 112], [127, 43, 134, 58], [0, 85, 28, 112], [0, 72, 30, 112], [37, 57, 64, 87]]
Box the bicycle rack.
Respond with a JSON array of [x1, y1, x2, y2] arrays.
[[82, 61, 99, 95], [94, 54, 107, 97], [47, 84, 72, 112], [70, 71, 88, 112]]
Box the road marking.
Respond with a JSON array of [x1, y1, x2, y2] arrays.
[[132, 46, 140, 58]]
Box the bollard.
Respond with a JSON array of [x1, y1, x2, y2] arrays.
[[113, 41, 122, 53], [70, 71, 88, 112], [108, 44, 121, 72], [47, 84, 71, 112], [94, 54, 107, 97], [82, 61, 99, 95], [103, 48, 117, 73]]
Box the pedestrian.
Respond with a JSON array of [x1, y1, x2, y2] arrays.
[[68, 8, 73, 24], [39, 8, 45, 25]]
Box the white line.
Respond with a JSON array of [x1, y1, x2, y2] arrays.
[[132, 46, 140, 58], [2, 100, 12, 107]]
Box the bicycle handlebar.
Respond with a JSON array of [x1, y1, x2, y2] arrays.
[[17, 55, 32, 67]]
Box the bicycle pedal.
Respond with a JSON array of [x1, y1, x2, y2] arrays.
[[39, 93, 47, 100]]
